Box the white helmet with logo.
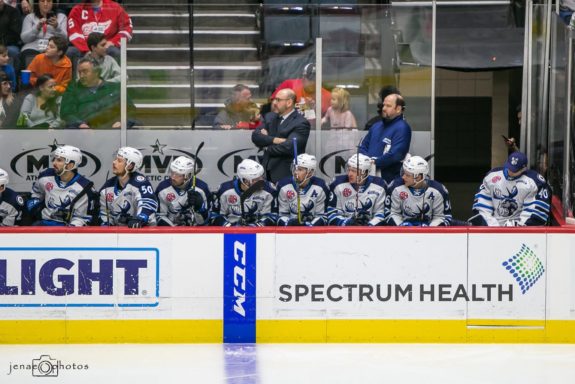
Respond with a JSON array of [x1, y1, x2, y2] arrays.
[[237, 159, 264, 185], [117, 147, 143, 172], [403, 155, 429, 178], [347, 153, 372, 173], [170, 156, 195, 179], [53, 145, 82, 170], [0, 168, 8, 186]]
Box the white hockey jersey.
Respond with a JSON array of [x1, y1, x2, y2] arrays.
[[386, 177, 452, 226], [155, 178, 211, 226], [276, 175, 329, 226], [212, 179, 277, 226], [30, 169, 94, 226], [472, 167, 550, 226], [0, 188, 24, 226], [99, 172, 158, 226], [327, 175, 387, 226]]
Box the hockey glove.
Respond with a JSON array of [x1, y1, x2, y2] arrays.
[[342, 217, 356, 226], [128, 213, 149, 228], [286, 218, 301, 226], [187, 190, 204, 211], [26, 198, 43, 217], [400, 221, 414, 226], [355, 212, 371, 226]]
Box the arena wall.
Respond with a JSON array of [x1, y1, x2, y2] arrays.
[[0, 227, 573, 344]]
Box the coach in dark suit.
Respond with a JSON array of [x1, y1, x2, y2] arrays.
[[251, 88, 311, 183]]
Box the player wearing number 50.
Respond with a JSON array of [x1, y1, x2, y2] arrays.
[[99, 147, 158, 228], [385, 156, 452, 227], [470, 151, 550, 227], [155, 156, 211, 226], [327, 154, 387, 226], [277, 154, 329, 226]]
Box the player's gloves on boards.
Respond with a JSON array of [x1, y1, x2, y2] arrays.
[[187, 190, 203, 211], [128, 213, 149, 228]]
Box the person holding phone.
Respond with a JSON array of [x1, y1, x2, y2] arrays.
[[20, 0, 67, 68]]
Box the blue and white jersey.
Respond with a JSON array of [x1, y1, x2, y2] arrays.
[[99, 172, 158, 226], [327, 175, 387, 226], [472, 168, 550, 226], [276, 175, 329, 226], [30, 169, 94, 226], [212, 179, 277, 226], [386, 177, 452, 226], [155, 178, 211, 226], [0, 188, 24, 226]]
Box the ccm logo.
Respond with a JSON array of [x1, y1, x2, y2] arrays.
[[232, 241, 247, 317]]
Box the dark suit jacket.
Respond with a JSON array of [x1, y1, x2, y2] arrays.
[[251, 110, 310, 183]]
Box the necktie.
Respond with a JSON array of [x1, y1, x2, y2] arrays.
[[278, 116, 284, 125]]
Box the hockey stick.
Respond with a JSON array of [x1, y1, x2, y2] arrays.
[[66, 180, 94, 226], [354, 137, 362, 221], [292, 137, 301, 224], [240, 179, 265, 225], [104, 170, 111, 226], [189, 141, 205, 225]]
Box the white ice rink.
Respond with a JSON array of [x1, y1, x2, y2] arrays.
[[1, 344, 575, 383]]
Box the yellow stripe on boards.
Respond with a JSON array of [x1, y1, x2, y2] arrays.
[[0, 320, 222, 344], [1, 319, 575, 344]]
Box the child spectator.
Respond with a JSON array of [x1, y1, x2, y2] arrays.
[[18, 73, 63, 128], [0, 71, 21, 128], [20, 0, 67, 68], [321, 87, 357, 129], [27, 35, 72, 93], [84, 32, 120, 83], [236, 102, 261, 130], [0, 44, 16, 91]]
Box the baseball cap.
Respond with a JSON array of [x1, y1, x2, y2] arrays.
[[302, 63, 315, 81], [505, 151, 528, 173]]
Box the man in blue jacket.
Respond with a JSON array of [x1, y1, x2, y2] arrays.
[[359, 93, 411, 186]]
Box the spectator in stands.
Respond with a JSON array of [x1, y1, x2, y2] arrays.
[[385, 155, 452, 227], [0, 44, 16, 90], [270, 63, 331, 122], [66, 0, 132, 65], [470, 151, 550, 227], [0, 1, 22, 69], [321, 87, 357, 129], [27, 36, 71, 93], [20, 0, 67, 68], [17, 73, 64, 128], [212, 84, 254, 129], [365, 85, 400, 131], [0, 167, 24, 226], [61, 56, 133, 129], [4, 0, 31, 15], [0, 70, 20, 127], [359, 93, 411, 186], [252, 88, 311, 183], [560, 0, 575, 24], [84, 32, 120, 83]]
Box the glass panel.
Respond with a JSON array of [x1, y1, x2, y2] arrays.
[[548, 11, 568, 216]]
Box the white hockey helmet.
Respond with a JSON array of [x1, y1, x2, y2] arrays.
[[237, 159, 264, 184], [347, 153, 372, 173], [0, 168, 8, 186], [117, 147, 143, 172], [295, 153, 317, 171], [53, 145, 82, 170], [170, 156, 195, 179], [403, 155, 429, 178]]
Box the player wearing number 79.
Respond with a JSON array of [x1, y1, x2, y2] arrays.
[[99, 147, 158, 228]]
